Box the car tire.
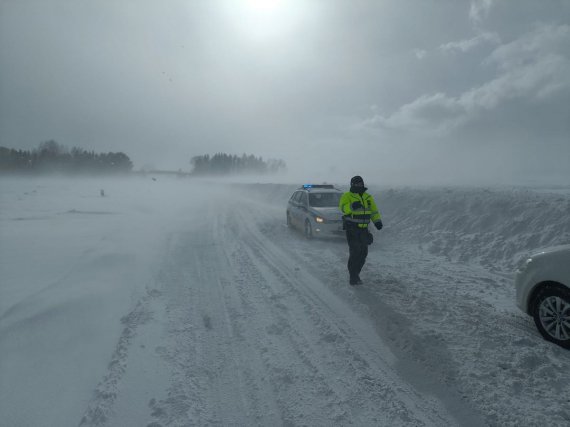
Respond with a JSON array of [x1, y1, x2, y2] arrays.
[[304, 219, 313, 239], [531, 284, 570, 349], [286, 212, 292, 228]]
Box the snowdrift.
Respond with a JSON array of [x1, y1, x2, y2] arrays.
[[379, 187, 570, 272], [238, 183, 570, 273]]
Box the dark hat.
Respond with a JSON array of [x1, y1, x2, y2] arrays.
[[350, 175, 364, 187]]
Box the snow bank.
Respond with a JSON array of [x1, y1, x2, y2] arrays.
[[378, 187, 570, 272], [235, 183, 570, 273]]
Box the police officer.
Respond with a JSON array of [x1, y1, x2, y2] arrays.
[[339, 176, 383, 285]]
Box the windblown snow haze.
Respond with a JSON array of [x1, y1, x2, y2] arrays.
[[1, 0, 570, 425]]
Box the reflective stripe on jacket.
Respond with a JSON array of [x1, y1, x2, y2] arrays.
[[339, 191, 381, 229]]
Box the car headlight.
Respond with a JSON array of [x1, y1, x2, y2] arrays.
[[315, 216, 324, 223], [516, 256, 533, 272]]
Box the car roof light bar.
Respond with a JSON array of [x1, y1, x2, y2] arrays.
[[302, 184, 334, 189]]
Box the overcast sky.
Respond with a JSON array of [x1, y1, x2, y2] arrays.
[[1, 0, 569, 184]]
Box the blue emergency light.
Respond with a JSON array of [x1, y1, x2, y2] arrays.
[[302, 184, 334, 189]]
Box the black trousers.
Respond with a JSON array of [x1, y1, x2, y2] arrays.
[[345, 228, 369, 279]]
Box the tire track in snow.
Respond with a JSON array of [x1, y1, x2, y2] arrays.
[[229, 204, 462, 426], [79, 290, 157, 427], [146, 226, 284, 426], [218, 225, 358, 425]]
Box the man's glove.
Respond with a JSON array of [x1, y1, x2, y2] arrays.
[[374, 220, 383, 230], [351, 201, 363, 210]]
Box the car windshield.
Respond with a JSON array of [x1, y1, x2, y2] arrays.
[[309, 192, 341, 208]]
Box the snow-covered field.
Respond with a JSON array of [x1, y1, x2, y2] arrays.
[[1, 176, 569, 426]]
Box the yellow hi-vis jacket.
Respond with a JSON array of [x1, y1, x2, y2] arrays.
[[339, 191, 381, 229]]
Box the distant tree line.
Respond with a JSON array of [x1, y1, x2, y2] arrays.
[[0, 140, 133, 174], [190, 153, 286, 175]]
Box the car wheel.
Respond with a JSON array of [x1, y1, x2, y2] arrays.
[[286, 212, 292, 228], [531, 284, 570, 349], [304, 220, 313, 239]]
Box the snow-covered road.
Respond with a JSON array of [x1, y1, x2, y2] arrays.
[[78, 190, 470, 426], [1, 178, 569, 426]]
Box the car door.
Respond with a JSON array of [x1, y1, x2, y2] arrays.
[[287, 192, 296, 225], [289, 191, 302, 227], [299, 192, 310, 225]]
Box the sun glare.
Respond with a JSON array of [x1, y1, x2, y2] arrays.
[[247, 0, 282, 12], [224, 0, 304, 42]]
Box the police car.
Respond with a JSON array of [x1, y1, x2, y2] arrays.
[[286, 184, 344, 239]]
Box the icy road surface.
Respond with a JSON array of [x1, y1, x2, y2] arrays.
[[1, 178, 569, 426]]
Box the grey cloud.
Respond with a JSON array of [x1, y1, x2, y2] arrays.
[[413, 49, 428, 59], [360, 93, 466, 135], [469, 0, 495, 25], [361, 23, 570, 135], [486, 23, 570, 71], [439, 32, 501, 54]]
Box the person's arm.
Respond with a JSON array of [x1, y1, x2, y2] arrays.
[[339, 193, 352, 215], [369, 196, 383, 229]]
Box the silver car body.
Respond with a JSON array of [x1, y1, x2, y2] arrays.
[[515, 244, 570, 314], [287, 185, 344, 238]]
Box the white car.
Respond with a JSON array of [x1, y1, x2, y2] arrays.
[[515, 244, 570, 348], [286, 184, 344, 239]]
